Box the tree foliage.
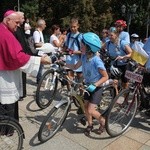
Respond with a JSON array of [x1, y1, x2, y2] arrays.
[[0, 0, 150, 38]]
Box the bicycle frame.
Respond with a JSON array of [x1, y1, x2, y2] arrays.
[[124, 66, 145, 114], [71, 87, 85, 112], [125, 83, 139, 115], [48, 62, 115, 115]]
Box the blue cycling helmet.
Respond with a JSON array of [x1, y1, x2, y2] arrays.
[[109, 27, 118, 33], [82, 32, 101, 53]]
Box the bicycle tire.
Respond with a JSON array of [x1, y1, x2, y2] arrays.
[[97, 85, 116, 116], [106, 88, 137, 137], [36, 69, 58, 109], [38, 101, 69, 143], [0, 117, 24, 150]]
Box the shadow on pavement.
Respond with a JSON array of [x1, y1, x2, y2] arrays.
[[59, 112, 114, 140], [26, 99, 43, 112], [130, 112, 150, 132]]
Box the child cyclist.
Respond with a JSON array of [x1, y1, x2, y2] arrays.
[[65, 32, 108, 136]]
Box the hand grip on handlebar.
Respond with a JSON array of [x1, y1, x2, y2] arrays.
[[56, 61, 66, 66], [66, 49, 74, 55]]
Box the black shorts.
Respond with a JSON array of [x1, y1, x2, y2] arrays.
[[84, 87, 103, 105]]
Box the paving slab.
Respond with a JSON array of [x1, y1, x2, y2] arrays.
[[16, 76, 150, 150]]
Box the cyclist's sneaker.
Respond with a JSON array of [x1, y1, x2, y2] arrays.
[[84, 125, 93, 136], [97, 123, 105, 135], [18, 96, 24, 101]]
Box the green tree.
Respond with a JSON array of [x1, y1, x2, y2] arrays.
[[0, 0, 149, 37], [21, 0, 39, 27]]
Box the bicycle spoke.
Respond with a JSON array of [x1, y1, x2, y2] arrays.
[[98, 86, 116, 115], [0, 118, 24, 150], [106, 89, 137, 137], [38, 102, 69, 142], [36, 70, 58, 109]]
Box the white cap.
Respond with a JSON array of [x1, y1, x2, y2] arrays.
[[131, 33, 139, 38]]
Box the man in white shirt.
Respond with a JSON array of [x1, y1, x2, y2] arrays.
[[33, 19, 46, 84], [24, 18, 31, 38]]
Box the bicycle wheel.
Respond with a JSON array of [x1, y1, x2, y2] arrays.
[[0, 117, 24, 150], [36, 69, 58, 109], [97, 85, 116, 116], [38, 101, 69, 143], [106, 88, 137, 137]]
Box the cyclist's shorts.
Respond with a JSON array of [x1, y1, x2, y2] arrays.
[[84, 87, 102, 105]]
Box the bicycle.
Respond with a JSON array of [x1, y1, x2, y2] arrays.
[[37, 66, 116, 143], [35, 52, 69, 109], [0, 107, 25, 150], [105, 60, 149, 137]]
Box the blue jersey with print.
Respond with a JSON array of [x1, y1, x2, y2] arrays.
[[130, 41, 144, 49], [102, 37, 110, 43], [119, 31, 130, 44], [65, 32, 83, 72], [81, 54, 106, 84], [144, 37, 150, 55], [106, 39, 129, 66]]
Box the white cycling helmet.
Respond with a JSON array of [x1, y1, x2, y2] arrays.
[[110, 65, 122, 78], [131, 33, 139, 38], [36, 43, 57, 53]]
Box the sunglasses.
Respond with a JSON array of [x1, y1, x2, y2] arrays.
[[102, 31, 108, 34]]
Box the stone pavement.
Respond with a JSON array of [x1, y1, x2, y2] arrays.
[[18, 75, 150, 150]]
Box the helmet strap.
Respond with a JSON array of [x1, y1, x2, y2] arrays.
[[86, 50, 94, 59], [86, 44, 91, 52]]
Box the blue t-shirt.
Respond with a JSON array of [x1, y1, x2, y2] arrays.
[[81, 54, 106, 84], [106, 39, 129, 66], [102, 37, 110, 43], [130, 41, 144, 49], [65, 32, 83, 72], [144, 37, 150, 55], [119, 31, 130, 44]]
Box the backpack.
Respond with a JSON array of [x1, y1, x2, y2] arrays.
[[27, 30, 42, 56], [106, 40, 127, 58], [66, 32, 82, 50], [107, 40, 124, 52], [106, 40, 128, 67]]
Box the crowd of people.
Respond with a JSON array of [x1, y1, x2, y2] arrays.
[[0, 9, 150, 137]]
